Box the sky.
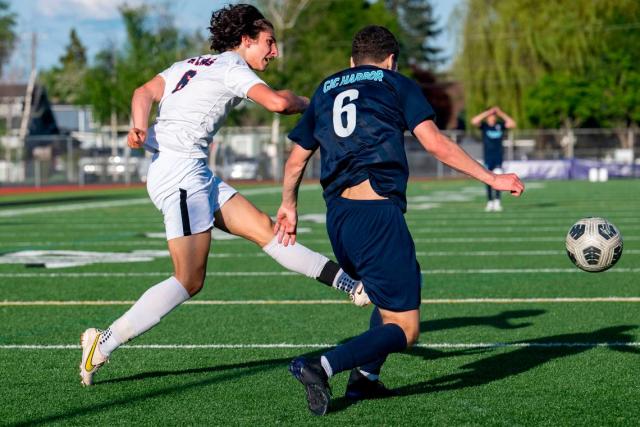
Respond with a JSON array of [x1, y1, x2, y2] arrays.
[[5, 0, 461, 82]]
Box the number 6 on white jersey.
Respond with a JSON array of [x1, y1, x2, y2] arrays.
[[332, 89, 359, 137]]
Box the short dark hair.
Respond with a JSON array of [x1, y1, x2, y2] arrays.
[[208, 4, 274, 52], [351, 25, 400, 66]]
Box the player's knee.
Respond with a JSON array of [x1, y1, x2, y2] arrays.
[[259, 211, 274, 232], [175, 267, 206, 296], [254, 212, 276, 246], [397, 321, 420, 346]]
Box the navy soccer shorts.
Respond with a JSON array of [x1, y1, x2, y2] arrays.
[[326, 197, 421, 312]]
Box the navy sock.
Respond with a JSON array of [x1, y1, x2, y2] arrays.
[[486, 184, 493, 201], [323, 322, 407, 376], [358, 307, 387, 375]]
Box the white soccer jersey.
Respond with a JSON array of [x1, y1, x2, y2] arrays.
[[145, 51, 265, 158]]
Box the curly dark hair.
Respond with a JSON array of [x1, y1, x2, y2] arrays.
[[208, 4, 274, 53], [351, 25, 400, 66]]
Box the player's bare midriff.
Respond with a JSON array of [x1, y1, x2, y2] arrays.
[[340, 179, 388, 200]]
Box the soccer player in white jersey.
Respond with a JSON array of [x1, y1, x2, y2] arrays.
[[79, 4, 368, 387]]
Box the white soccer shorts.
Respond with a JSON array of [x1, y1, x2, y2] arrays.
[[146, 153, 237, 240]]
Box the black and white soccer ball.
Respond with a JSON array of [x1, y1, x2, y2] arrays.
[[565, 217, 623, 272]]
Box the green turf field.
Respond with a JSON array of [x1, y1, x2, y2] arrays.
[[1, 179, 638, 425]]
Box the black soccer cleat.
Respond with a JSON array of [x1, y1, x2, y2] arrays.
[[288, 357, 332, 416], [345, 368, 397, 401]]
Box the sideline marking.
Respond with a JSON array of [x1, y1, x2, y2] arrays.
[[2, 236, 639, 247], [1, 342, 638, 350], [2, 297, 639, 306], [2, 268, 639, 278], [0, 185, 321, 218]]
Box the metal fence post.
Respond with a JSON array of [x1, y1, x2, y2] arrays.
[[507, 130, 514, 161], [66, 136, 74, 182]]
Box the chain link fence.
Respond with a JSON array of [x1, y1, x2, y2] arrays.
[[0, 127, 638, 186]]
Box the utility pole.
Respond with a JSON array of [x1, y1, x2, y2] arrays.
[[18, 32, 37, 182], [110, 45, 119, 182]]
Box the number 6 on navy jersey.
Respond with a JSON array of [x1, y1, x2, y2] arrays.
[[332, 89, 359, 137]]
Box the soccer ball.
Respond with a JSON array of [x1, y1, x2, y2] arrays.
[[565, 217, 623, 272]]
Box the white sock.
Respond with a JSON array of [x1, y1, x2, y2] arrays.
[[262, 236, 328, 279], [357, 369, 379, 381], [99, 276, 190, 356], [320, 355, 333, 378]]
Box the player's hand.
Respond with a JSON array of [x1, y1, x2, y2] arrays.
[[298, 95, 310, 110], [491, 173, 525, 196], [274, 204, 298, 246], [127, 128, 146, 149]]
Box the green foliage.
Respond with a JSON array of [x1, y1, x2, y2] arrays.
[[40, 29, 88, 104], [456, 0, 640, 128], [0, 0, 16, 76], [250, 0, 401, 130], [385, 0, 445, 70], [82, 5, 206, 124]]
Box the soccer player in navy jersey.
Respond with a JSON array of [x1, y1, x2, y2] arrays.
[[274, 25, 524, 415], [471, 106, 517, 212]]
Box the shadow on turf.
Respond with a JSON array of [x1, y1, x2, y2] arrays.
[[327, 309, 548, 414], [421, 309, 546, 333], [98, 356, 294, 385], [393, 325, 640, 397], [11, 354, 325, 427], [0, 194, 138, 208]]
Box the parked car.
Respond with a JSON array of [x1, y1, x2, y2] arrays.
[[221, 156, 270, 180]]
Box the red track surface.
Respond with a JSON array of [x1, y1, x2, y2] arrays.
[[0, 183, 146, 195]]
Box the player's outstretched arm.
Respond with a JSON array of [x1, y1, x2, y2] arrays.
[[247, 84, 309, 115], [128, 75, 165, 149], [414, 120, 525, 196], [275, 144, 315, 246]]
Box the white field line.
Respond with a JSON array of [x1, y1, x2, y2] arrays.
[[4, 227, 640, 238], [6, 236, 640, 247], [0, 198, 151, 218], [119, 249, 640, 257], [412, 236, 640, 243], [2, 297, 640, 306], [2, 268, 640, 279], [411, 226, 640, 234], [405, 217, 640, 226], [0, 185, 321, 218], [1, 342, 638, 350], [2, 250, 639, 260], [1, 216, 637, 231]]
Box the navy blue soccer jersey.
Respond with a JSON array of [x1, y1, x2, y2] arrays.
[[288, 65, 435, 212], [481, 121, 505, 166]]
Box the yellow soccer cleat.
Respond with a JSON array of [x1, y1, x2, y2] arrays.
[[79, 328, 108, 386]]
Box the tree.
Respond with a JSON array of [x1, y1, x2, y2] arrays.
[[83, 5, 204, 124], [385, 0, 444, 70], [40, 29, 88, 104], [243, 0, 401, 129], [0, 0, 16, 77], [523, 1, 640, 129], [454, 0, 640, 128]]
